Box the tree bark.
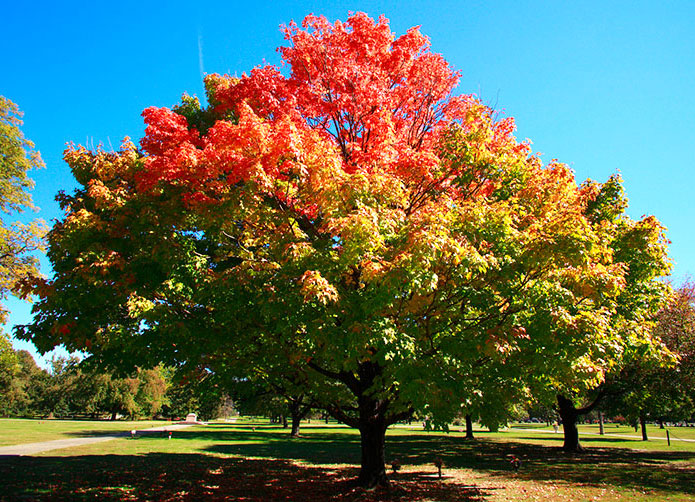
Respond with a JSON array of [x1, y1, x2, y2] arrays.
[[557, 395, 582, 452], [290, 414, 301, 437], [557, 391, 606, 453], [599, 412, 605, 435], [640, 413, 648, 441], [287, 397, 311, 438], [357, 412, 388, 488], [465, 413, 475, 439], [306, 359, 412, 488]]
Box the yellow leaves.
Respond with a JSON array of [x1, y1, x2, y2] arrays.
[[64, 137, 140, 189], [86, 179, 128, 210], [284, 241, 315, 262], [64, 208, 104, 232], [360, 258, 388, 282], [570, 356, 606, 388], [557, 261, 627, 303], [126, 293, 155, 318], [299, 270, 338, 304], [324, 205, 385, 261]]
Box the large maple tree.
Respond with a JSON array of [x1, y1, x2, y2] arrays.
[[19, 14, 670, 487]]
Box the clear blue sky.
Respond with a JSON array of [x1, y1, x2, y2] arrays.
[[3, 0, 695, 366]]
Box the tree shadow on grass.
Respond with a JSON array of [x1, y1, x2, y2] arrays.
[[197, 428, 695, 498], [389, 435, 695, 497], [0, 453, 493, 501]]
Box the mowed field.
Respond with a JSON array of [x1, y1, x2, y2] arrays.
[[0, 419, 173, 447], [1, 418, 694, 501]]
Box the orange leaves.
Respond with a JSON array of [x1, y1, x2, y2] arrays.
[[299, 270, 338, 304], [135, 13, 548, 243]]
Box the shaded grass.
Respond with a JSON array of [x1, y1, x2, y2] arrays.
[[0, 453, 495, 501], [0, 418, 172, 446], [2, 420, 695, 501], [509, 422, 695, 441]]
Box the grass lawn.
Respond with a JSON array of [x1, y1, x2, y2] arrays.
[[1, 418, 694, 501], [508, 422, 695, 445], [0, 418, 173, 446]]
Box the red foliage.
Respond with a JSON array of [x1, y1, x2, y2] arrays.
[[135, 13, 526, 201]]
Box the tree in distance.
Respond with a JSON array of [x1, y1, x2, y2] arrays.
[[18, 14, 670, 487], [0, 96, 47, 417], [524, 176, 671, 451], [600, 279, 695, 439]]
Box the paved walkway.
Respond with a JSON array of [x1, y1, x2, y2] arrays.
[[0, 423, 197, 457]]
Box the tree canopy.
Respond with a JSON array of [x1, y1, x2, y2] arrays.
[[17, 13, 671, 487], [0, 96, 47, 323]]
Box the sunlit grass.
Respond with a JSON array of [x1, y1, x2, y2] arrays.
[[0, 418, 172, 446], [1, 418, 694, 501]]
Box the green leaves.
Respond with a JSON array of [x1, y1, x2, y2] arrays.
[[18, 15, 673, 449], [0, 97, 47, 322]]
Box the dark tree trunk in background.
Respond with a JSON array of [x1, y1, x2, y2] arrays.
[[557, 395, 583, 452], [640, 413, 648, 441], [599, 412, 605, 435], [557, 391, 606, 453], [286, 396, 311, 438], [465, 414, 475, 439], [291, 414, 301, 437]]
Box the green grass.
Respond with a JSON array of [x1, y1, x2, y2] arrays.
[[1, 418, 694, 501], [507, 421, 695, 447], [0, 418, 172, 446]]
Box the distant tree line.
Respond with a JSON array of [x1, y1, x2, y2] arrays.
[[0, 341, 234, 421]]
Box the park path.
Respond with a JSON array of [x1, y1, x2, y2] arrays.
[[0, 423, 196, 457]]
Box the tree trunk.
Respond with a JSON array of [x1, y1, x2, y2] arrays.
[[599, 412, 605, 435], [358, 417, 388, 488], [305, 359, 409, 488], [640, 413, 648, 441], [465, 414, 474, 439], [291, 416, 301, 436], [287, 398, 310, 438], [557, 395, 583, 452], [290, 411, 301, 438]]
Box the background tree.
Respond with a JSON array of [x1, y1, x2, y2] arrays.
[[515, 175, 671, 451], [38, 355, 80, 418], [18, 14, 670, 487], [653, 280, 695, 420], [0, 332, 21, 415], [601, 280, 695, 436], [163, 371, 231, 421], [0, 96, 47, 321]]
